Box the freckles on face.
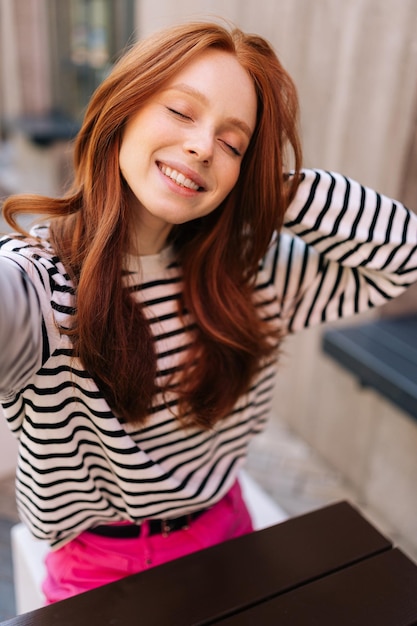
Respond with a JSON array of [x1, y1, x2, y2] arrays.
[[118, 49, 258, 246]]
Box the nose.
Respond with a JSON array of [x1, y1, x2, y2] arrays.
[[183, 128, 214, 164]]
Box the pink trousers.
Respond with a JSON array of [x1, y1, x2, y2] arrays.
[[42, 480, 253, 604]]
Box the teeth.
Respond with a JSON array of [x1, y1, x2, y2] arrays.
[[159, 164, 200, 190]]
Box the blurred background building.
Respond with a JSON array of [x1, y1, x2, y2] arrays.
[[0, 0, 136, 196], [0, 0, 417, 617]]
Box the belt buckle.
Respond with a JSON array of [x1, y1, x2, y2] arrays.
[[161, 515, 191, 537], [162, 519, 171, 537]]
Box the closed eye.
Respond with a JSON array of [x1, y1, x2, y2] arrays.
[[222, 141, 241, 157], [167, 107, 192, 121]]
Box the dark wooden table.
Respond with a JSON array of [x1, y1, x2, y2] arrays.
[[3, 501, 417, 625]]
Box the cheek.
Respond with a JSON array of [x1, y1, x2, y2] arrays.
[[221, 163, 241, 195], [119, 135, 149, 180], [119, 136, 137, 175], [209, 168, 240, 211]]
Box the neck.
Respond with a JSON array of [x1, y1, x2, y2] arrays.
[[129, 219, 172, 256], [126, 190, 173, 255]]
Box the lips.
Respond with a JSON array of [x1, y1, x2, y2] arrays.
[[157, 162, 206, 191]]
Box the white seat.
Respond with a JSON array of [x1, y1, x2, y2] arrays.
[[238, 470, 288, 529], [11, 523, 48, 614], [11, 470, 287, 614]]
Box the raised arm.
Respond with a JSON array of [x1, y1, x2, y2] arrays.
[[0, 258, 43, 397], [270, 169, 417, 332]]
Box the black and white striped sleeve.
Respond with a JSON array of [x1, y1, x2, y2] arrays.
[[0, 258, 43, 396], [273, 169, 417, 332]]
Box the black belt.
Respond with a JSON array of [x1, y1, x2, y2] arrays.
[[88, 509, 206, 539]]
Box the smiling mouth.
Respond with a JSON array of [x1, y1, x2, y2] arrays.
[[158, 163, 205, 191]]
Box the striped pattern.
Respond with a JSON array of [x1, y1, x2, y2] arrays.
[[0, 260, 43, 397], [0, 169, 416, 549]]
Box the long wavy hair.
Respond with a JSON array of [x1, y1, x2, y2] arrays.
[[3, 22, 302, 428]]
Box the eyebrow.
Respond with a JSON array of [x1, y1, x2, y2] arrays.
[[165, 83, 253, 139]]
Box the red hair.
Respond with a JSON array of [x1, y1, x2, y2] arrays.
[[3, 22, 302, 427]]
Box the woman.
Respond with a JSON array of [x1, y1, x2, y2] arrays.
[[1, 22, 416, 604]]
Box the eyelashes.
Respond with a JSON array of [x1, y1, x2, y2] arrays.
[[222, 141, 241, 157], [167, 107, 191, 120]]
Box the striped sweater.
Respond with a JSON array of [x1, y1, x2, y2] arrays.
[[1, 169, 416, 549]]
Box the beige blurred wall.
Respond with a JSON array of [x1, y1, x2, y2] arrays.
[[0, 0, 52, 120]]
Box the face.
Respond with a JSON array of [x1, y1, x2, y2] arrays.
[[119, 49, 258, 253]]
